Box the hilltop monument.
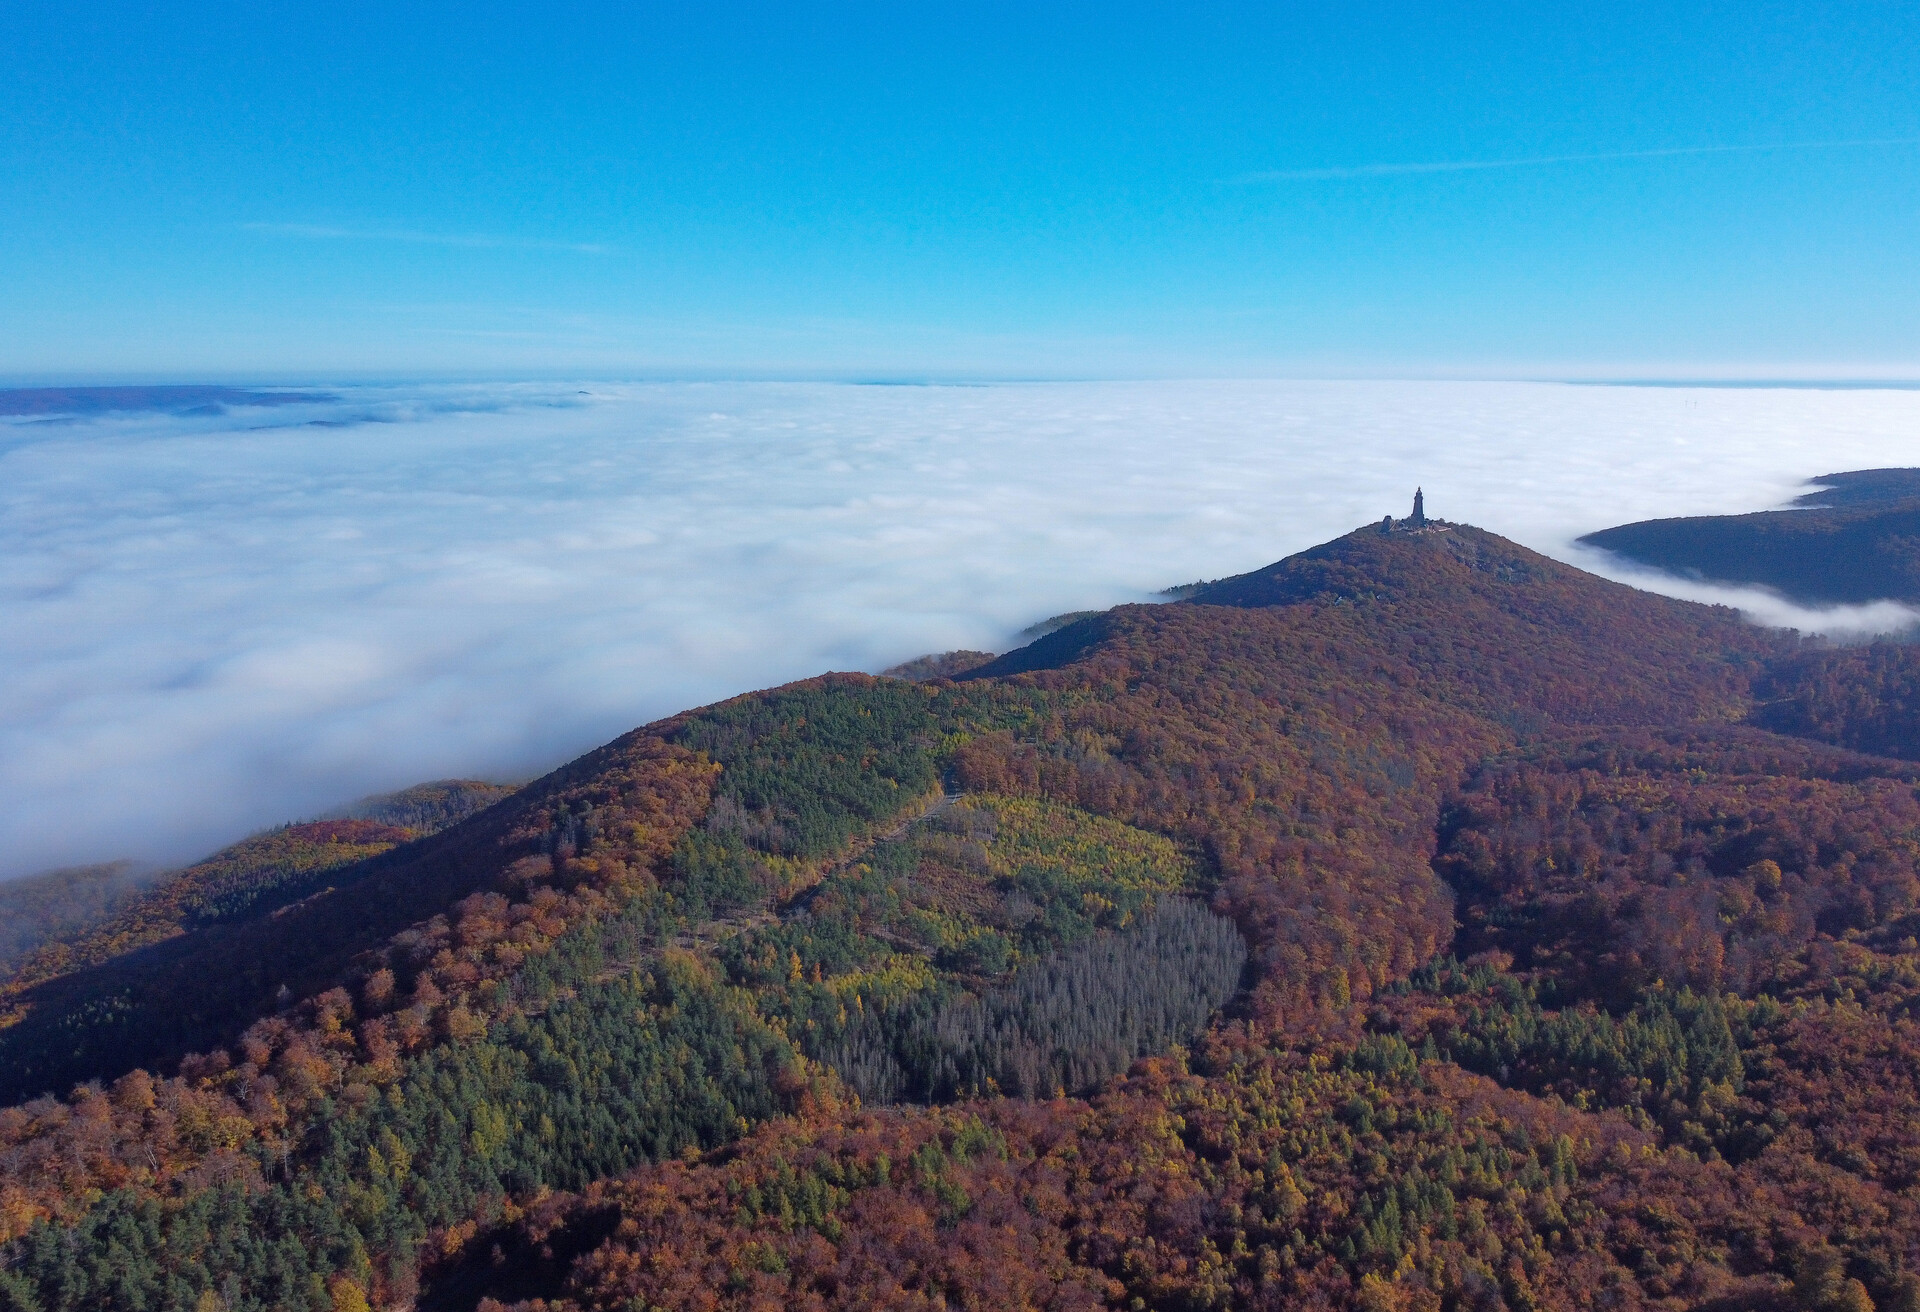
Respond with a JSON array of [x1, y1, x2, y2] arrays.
[[1380, 488, 1442, 534]]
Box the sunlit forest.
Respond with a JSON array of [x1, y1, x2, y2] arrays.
[[2, 522, 1918, 1311]]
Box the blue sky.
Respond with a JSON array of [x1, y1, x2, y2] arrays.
[[4, 2, 1917, 378]]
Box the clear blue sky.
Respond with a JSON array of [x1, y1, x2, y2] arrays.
[[4, 2, 1916, 379]]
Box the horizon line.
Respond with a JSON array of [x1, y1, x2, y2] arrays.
[[7, 373, 1920, 397]]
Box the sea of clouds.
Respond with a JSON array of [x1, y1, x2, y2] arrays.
[[5, 378, 1920, 878]]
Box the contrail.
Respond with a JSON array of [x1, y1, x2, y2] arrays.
[[242, 222, 614, 255], [1235, 135, 1920, 182]]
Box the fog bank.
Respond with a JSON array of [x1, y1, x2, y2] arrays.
[[6, 379, 1920, 876]]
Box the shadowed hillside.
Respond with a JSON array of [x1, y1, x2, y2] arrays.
[[1581, 467, 1920, 606], [0, 753, 693, 1104]]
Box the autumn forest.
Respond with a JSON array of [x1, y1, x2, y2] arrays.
[[2, 519, 1919, 1312]]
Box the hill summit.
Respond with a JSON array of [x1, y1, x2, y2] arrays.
[[3, 516, 1920, 1312]]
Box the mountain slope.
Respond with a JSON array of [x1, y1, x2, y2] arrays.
[[0, 744, 705, 1104], [0, 784, 512, 1103], [0, 862, 157, 976], [5, 519, 1918, 1312], [964, 523, 1777, 1014]]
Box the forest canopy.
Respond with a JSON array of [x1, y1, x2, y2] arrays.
[[2, 519, 1918, 1312]]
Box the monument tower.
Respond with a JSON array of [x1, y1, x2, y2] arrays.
[[1410, 487, 1426, 527]]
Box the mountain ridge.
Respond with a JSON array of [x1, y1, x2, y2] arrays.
[[4, 517, 1920, 1312], [1580, 466, 1920, 607]]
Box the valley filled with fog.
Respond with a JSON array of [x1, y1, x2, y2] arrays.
[[5, 377, 1919, 877]]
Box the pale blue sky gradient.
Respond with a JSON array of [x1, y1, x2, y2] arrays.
[[4, 2, 1917, 377]]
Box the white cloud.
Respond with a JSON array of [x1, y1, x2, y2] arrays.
[[1564, 545, 1920, 639], [5, 378, 1920, 877]]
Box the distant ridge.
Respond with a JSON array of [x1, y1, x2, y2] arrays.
[[1581, 467, 1920, 606], [321, 778, 517, 830], [880, 650, 997, 681], [0, 861, 157, 974], [0, 385, 335, 417], [1575, 378, 1920, 390]]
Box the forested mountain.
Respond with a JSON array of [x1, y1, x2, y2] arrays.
[[1581, 467, 1920, 606], [0, 863, 157, 976], [324, 781, 518, 834], [0, 782, 515, 1103], [3, 516, 1918, 1312]]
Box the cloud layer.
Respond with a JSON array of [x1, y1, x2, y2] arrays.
[[6, 379, 1920, 877]]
